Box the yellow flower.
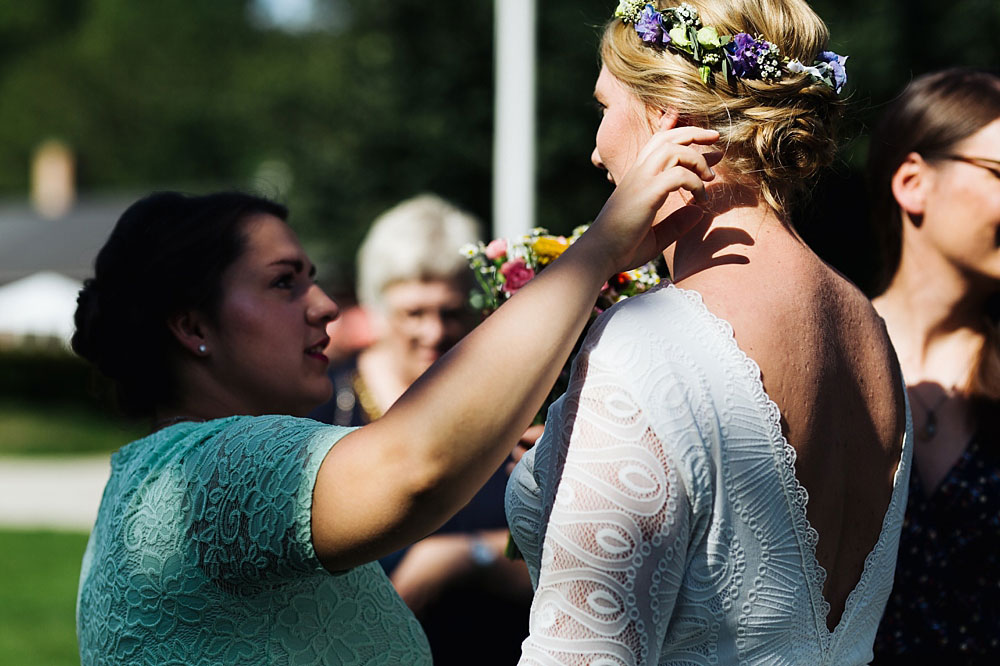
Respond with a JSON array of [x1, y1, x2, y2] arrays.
[[532, 236, 570, 265]]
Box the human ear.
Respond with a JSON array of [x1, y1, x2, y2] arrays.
[[648, 106, 680, 132], [167, 310, 211, 357], [891, 152, 929, 222]]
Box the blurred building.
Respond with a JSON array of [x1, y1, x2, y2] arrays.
[[0, 142, 134, 347], [0, 272, 83, 348], [0, 195, 133, 287]]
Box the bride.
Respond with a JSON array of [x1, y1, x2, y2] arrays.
[[506, 1, 911, 664]]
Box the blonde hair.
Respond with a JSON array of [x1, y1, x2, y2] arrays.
[[601, 0, 843, 218], [356, 194, 481, 312]]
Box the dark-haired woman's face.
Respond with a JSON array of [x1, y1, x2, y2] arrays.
[[201, 214, 338, 416], [920, 118, 1000, 285]]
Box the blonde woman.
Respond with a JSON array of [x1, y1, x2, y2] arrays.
[[506, 1, 911, 663]]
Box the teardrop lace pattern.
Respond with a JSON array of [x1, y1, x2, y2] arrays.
[[509, 306, 709, 665], [77, 415, 432, 665], [507, 282, 912, 665], [667, 283, 913, 653]]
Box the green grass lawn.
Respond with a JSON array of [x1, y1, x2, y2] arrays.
[[0, 529, 89, 664], [0, 403, 140, 661], [0, 401, 145, 456]]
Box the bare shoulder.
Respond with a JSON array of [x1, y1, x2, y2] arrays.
[[684, 254, 892, 364], [678, 253, 904, 449]]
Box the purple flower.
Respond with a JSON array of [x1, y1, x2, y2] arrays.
[[725, 32, 764, 78], [817, 51, 848, 93], [635, 5, 670, 46]]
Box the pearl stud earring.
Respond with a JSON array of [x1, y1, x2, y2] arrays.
[[198, 344, 207, 354]]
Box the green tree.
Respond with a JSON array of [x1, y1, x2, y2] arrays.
[[1, 0, 998, 291]]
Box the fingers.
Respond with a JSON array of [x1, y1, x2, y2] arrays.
[[519, 424, 545, 447], [633, 130, 719, 184], [657, 125, 721, 146], [624, 146, 713, 204], [655, 114, 719, 146], [585, 122, 720, 273], [661, 161, 714, 203]]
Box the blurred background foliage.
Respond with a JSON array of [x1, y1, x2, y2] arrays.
[[0, 5, 997, 659], [1, 0, 999, 292]]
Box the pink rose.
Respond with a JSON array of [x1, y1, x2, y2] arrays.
[[500, 258, 535, 293], [485, 238, 508, 260]]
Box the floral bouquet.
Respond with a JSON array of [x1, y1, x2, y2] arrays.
[[460, 225, 662, 425], [462, 226, 661, 560]]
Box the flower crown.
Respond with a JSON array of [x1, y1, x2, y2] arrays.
[[613, 1, 847, 93]]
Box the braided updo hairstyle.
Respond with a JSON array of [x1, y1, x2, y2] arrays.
[[601, 0, 843, 219], [72, 191, 288, 417]]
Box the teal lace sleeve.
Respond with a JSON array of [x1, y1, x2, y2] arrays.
[[77, 415, 431, 665], [182, 416, 337, 587]]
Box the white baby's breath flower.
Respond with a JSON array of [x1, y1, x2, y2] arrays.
[[614, 0, 645, 23]]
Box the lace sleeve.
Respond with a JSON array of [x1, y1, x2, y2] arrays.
[[518, 350, 694, 666], [181, 416, 355, 588]]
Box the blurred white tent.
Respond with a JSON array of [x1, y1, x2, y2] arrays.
[[0, 271, 82, 347]]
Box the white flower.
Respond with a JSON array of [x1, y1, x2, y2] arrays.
[[674, 3, 702, 28], [614, 0, 645, 23], [787, 59, 823, 79]]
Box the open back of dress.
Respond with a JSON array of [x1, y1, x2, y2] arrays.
[[506, 283, 912, 666]]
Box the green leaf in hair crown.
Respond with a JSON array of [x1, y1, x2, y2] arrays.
[[614, 2, 847, 93]]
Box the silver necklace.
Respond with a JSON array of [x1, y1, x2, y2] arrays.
[[907, 387, 951, 440]]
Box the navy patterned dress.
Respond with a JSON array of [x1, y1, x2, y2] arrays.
[[874, 432, 1000, 661]]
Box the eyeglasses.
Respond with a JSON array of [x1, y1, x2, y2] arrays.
[[927, 153, 1000, 180]]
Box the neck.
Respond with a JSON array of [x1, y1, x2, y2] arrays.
[[663, 182, 799, 283], [152, 393, 239, 428], [873, 247, 991, 388], [157, 358, 266, 426]]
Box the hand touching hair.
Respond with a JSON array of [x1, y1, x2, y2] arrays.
[[602, 0, 844, 217]]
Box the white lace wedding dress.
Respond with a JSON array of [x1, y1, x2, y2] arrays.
[[505, 283, 913, 665]]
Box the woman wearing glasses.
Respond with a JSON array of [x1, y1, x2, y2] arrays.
[[868, 68, 1000, 661]]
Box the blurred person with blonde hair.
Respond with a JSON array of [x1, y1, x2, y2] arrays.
[[310, 193, 534, 664], [311, 192, 478, 428]]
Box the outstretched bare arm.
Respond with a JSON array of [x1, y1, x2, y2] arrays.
[[312, 125, 720, 570]]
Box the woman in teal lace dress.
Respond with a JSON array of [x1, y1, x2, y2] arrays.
[[72, 130, 718, 665]]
